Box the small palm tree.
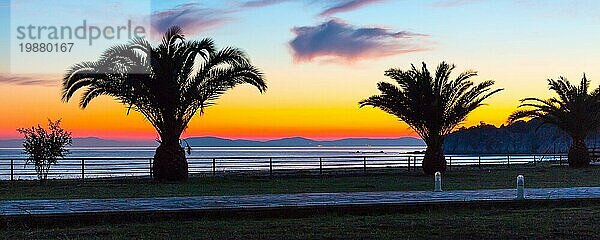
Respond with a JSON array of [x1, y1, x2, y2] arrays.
[[62, 26, 267, 181], [509, 75, 600, 168], [359, 62, 502, 175]]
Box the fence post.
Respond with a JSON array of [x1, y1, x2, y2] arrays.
[[363, 157, 367, 174], [557, 155, 560, 165], [149, 158, 153, 178], [407, 156, 411, 171], [448, 156, 452, 171], [559, 155, 562, 166], [533, 155, 536, 166], [269, 158, 273, 176], [319, 158, 322, 175], [10, 159, 14, 181], [212, 158, 216, 176], [507, 155, 511, 168], [81, 159, 85, 180], [414, 156, 418, 170], [478, 155, 481, 170]]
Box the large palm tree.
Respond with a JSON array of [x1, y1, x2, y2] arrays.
[[62, 26, 267, 181], [359, 62, 502, 175], [509, 75, 600, 168]]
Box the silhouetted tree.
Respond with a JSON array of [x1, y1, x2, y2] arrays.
[[509, 74, 600, 167], [62, 26, 267, 181], [360, 62, 502, 175], [18, 119, 72, 182]]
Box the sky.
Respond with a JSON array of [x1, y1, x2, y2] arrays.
[[1, 0, 600, 140]]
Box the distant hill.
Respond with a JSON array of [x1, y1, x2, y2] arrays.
[[0, 136, 425, 148], [7, 120, 588, 153], [444, 119, 595, 154], [184, 136, 425, 147]]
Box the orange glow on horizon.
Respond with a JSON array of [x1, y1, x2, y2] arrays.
[[0, 59, 573, 141], [0, 80, 513, 141]]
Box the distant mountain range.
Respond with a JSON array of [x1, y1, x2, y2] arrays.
[[3, 119, 595, 154], [183, 136, 425, 147], [0, 136, 425, 148]]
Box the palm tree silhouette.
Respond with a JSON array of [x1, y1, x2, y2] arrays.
[[359, 62, 502, 175], [62, 26, 267, 181], [509, 74, 600, 168]]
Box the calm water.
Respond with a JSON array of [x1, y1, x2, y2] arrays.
[[0, 146, 561, 180], [0, 146, 426, 180], [0, 146, 426, 158]]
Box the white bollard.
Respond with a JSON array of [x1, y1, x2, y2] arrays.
[[516, 175, 524, 200], [434, 172, 442, 192]]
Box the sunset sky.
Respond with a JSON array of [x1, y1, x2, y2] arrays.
[[1, 0, 600, 140]]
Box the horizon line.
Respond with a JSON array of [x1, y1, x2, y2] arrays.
[[0, 135, 424, 142]]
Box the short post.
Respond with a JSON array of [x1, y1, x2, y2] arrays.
[[10, 159, 14, 181], [319, 157, 323, 175], [448, 156, 452, 171], [269, 158, 273, 176], [507, 155, 511, 168], [363, 157, 367, 174], [478, 155, 482, 170], [81, 159, 85, 180], [516, 175, 525, 200], [434, 172, 442, 192], [212, 158, 216, 176], [407, 156, 411, 171]]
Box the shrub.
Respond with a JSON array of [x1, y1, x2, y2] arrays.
[[17, 119, 72, 181]]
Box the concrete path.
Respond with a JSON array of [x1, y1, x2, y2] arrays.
[[1, 187, 599, 217]]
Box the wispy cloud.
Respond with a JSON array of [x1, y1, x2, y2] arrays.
[[432, 0, 482, 8], [150, 3, 232, 36], [149, 1, 290, 36], [149, 1, 394, 36], [0, 74, 59, 87], [289, 19, 429, 63], [241, 0, 290, 8], [320, 0, 386, 17]]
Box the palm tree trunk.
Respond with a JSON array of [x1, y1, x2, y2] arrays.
[[152, 134, 188, 181], [422, 140, 447, 175], [568, 136, 590, 168]]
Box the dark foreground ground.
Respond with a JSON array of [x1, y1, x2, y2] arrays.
[[1, 165, 598, 200], [1, 165, 599, 239], [3, 203, 600, 239]]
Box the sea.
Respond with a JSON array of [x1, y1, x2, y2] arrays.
[[0, 146, 560, 180], [0, 146, 426, 159]]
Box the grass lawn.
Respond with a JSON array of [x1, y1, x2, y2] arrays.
[[3, 203, 600, 239], [1, 165, 598, 200]]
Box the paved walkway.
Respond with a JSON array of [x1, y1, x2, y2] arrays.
[[1, 187, 599, 216]]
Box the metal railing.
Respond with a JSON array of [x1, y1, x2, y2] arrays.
[[0, 153, 567, 180]]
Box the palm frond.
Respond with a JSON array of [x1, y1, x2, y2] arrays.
[[61, 25, 266, 142], [360, 62, 502, 144], [510, 74, 600, 137]]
